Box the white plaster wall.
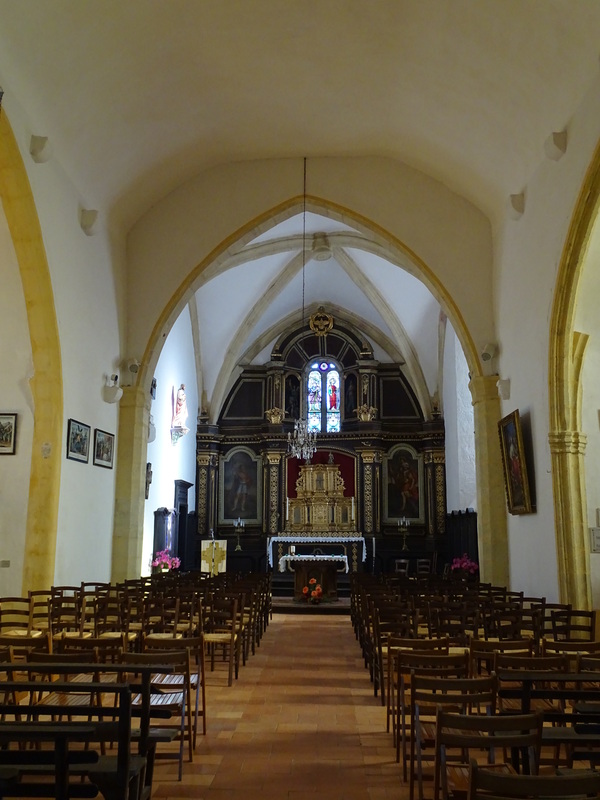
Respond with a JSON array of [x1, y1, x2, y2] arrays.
[[3, 97, 123, 587], [127, 157, 493, 378], [0, 203, 34, 596], [443, 326, 476, 513], [494, 74, 600, 601], [143, 306, 198, 575]]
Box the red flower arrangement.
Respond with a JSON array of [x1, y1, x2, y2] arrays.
[[302, 577, 323, 604]]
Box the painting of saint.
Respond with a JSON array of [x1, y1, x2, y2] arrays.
[[222, 449, 260, 522], [386, 449, 421, 519]]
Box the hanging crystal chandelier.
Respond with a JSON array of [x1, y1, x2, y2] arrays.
[[287, 418, 317, 461], [287, 157, 317, 462]]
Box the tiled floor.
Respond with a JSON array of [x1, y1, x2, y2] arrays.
[[152, 612, 405, 800]]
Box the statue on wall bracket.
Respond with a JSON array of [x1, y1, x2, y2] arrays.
[[171, 383, 190, 444]]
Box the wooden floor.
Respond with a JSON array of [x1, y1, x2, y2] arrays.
[[152, 612, 403, 800]]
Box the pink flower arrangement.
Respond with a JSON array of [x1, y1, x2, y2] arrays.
[[450, 553, 479, 574], [152, 549, 181, 571]]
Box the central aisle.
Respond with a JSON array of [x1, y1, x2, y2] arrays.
[[152, 612, 403, 800]]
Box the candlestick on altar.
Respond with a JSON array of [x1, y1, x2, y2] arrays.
[[351, 497, 355, 521]]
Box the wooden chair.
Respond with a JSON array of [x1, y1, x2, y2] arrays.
[[551, 608, 597, 641], [542, 637, 600, 670], [395, 559, 410, 576], [0, 597, 35, 637], [396, 649, 470, 775], [121, 649, 190, 780], [203, 594, 242, 686], [469, 638, 533, 678], [434, 710, 544, 800], [493, 652, 570, 714], [468, 758, 600, 799], [387, 636, 450, 740], [143, 634, 206, 745], [416, 559, 431, 576], [28, 590, 52, 636], [411, 674, 497, 800]]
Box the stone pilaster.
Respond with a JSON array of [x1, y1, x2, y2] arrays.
[[469, 375, 508, 587]]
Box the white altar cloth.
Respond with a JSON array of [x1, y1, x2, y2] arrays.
[[267, 535, 366, 568], [278, 554, 349, 573]]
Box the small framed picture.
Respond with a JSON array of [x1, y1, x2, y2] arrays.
[[93, 428, 115, 469], [66, 418, 91, 463], [0, 413, 17, 455]]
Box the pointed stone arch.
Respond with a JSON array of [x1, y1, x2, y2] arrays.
[[549, 140, 600, 607], [116, 194, 497, 579], [0, 112, 63, 592]]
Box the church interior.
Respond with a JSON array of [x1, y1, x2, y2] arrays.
[[3, 1, 600, 605], [4, 3, 600, 797]]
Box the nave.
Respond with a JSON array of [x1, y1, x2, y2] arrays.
[[152, 613, 398, 800]]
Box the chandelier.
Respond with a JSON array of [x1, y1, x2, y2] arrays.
[[288, 418, 317, 461], [287, 157, 317, 461]]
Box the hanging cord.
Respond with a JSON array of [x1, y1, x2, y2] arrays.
[[302, 156, 307, 325]]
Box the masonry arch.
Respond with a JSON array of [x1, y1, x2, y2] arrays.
[[549, 139, 600, 608], [114, 193, 504, 582]]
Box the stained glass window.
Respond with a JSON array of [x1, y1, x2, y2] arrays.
[[305, 362, 341, 433]]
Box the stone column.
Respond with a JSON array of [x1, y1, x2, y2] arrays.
[[469, 375, 508, 587], [549, 430, 591, 608], [112, 385, 148, 583]]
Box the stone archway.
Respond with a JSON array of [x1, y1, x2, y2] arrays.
[[0, 112, 63, 592], [113, 196, 507, 582], [549, 140, 600, 608]]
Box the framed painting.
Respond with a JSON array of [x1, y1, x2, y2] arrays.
[[498, 409, 533, 514], [93, 428, 115, 469], [383, 445, 425, 525], [66, 418, 91, 463], [0, 413, 17, 455], [219, 446, 262, 525]]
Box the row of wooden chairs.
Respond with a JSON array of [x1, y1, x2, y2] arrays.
[[350, 573, 596, 705]]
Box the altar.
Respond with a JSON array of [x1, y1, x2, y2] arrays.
[[277, 555, 349, 600]]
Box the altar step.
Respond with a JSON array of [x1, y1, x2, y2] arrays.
[[271, 572, 351, 600], [271, 596, 351, 615]]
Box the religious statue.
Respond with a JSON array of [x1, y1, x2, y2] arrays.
[[171, 383, 190, 443]]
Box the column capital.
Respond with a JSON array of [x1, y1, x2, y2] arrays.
[[469, 374, 501, 406], [548, 430, 587, 455]]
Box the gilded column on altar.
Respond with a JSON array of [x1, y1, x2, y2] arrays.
[[265, 452, 282, 535], [469, 375, 508, 587]]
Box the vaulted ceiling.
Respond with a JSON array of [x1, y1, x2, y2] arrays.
[[1, 1, 599, 415]]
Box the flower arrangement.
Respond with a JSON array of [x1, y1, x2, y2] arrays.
[[302, 577, 323, 604], [152, 549, 181, 571], [450, 553, 479, 575]]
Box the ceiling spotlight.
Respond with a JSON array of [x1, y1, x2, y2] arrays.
[[103, 374, 123, 404], [481, 343, 497, 362]]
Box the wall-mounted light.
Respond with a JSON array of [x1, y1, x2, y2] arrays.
[[103, 373, 123, 404], [497, 378, 511, 400], [481, 342, 497, 362], [148, 414, 156, 443]]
